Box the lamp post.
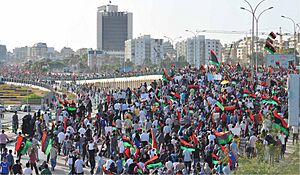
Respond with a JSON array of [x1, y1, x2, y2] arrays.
[[241, 0, 270, 73], [281, 15, 297, 65], [163, 36, 182, 61], [185, 30, 200, 66], [241, 5, 273, 73]]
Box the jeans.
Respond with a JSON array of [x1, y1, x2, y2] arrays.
[[51, 158, 57, 170]]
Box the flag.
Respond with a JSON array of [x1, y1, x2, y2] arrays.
[[212, 153, 220, 165], [272, 111, 289, 135], [102, 165, 113, 175], [122, 135, 133, 148], [124, 147, 131, 158], [144, 155, 163, 169], [236, 63, 241, 71], [215, 101, 224, 111], [15, 135, 23, 153], [149, 128, 157, 150], [191, 132, 199, 145], [262, 98, 278, 106], [180, 139, 195, 152], [20, 140, 31, 155], [170, 91, 180, 99], [41, 131, 47, 152], [45, 138, 53, 156], [215, 105, 236, 112], [248, 111, 255, 122], [210, 50, 220, 67], [214, 131, 233, 145]]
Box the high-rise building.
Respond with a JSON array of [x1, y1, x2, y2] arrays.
[[163, 41, 176, 60], [125, 35, 164, 66], [13, 46, 31, 60], [0, 45, 7, 61], [205, 39, 222, 64], [30, 42, 48, 61], [176, 36, 206, 66], [60, 47, 74, 58], [97, 4, 133, 51]]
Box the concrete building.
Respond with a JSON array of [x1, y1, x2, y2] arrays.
[[125, 35, 164, 66], [87, 49, 104, 71], [13, 46, 31, 60], [60, 47, 74, 58], [205, 39, 222, 64], [97, 4, 132, 51], [30, 42, 48, 61], [0, 45, 7, 61], [176, 36, 207, 66], [163, 41, 176, 60]]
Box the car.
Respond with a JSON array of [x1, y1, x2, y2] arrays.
[[6, 105, 19, 112], [20, 105, 31, 112], [0, 105, 6, 112]]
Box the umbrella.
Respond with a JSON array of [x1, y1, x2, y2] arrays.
[[221, 80, 229, 85]]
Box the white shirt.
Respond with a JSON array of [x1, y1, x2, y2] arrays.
[[125, 158, 133, 167], [57, 132, 65, 144], [208, 134, 216, 144], [75, 159, 84, 173], [118, 140, 124, 154], [23, 167, 32, 175], [279, 134, 286, 145], [163, 125, 171, 135], [78, 127, 86, 135], [140, 132, 149, 142], [183, 150, 192, 162], [249, 135, 257, 148]]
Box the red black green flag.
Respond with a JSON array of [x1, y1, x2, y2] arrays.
[[210, 50, 220, 67], [214, 131, 233, 145], [180, 139, 195, 151], [144, 155, 163, 169], [272, 111, 289, 135]]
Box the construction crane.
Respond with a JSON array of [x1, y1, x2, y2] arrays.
[[276, 27, 293, 54], [197, 30, 268, 35]]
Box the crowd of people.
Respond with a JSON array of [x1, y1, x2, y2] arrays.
[[0, 63, 299, 175]]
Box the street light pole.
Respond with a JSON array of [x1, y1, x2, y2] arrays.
[[282, 16, 297, 65], [185, 30, 200, 66], [163, 36, 182, 61], [241, 0, 271, 73]]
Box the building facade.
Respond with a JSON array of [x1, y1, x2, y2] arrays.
[[0, 45, 7, 61], [205, 39, 222, 64], [87, 49, 104, 71], [176, 36, 205, 66], [30, 42, 48, 61], [97, 4, 133, 51], [125, 35, 164, 66]]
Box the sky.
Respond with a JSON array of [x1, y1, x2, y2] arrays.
[[0, 0, 299, 52]]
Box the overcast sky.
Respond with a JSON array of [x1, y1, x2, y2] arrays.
[[0, 0, 299, 51]]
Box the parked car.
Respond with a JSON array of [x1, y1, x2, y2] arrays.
[[6, 105, 19, 112], [20, 105, 31, 112], [0, 105, 6, 112]]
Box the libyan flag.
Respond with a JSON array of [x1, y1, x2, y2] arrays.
[[215, 131, 233, 145], [122, 135, 133, 148], [145, 155, 163, 169], [272, 111, 289, 135], [20, 140, 31, 155], [45, 139, 53, 156], [210, 50, 220, 67], [262, 98, 278, 106], [180, 139, 195, 152]]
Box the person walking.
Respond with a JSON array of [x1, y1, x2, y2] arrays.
[[50, 145, 58, 171], [0, 130, 9, 153], [0, 157, 9, 175], [12, 112, 19, 134], [29, 148, 39, 175]]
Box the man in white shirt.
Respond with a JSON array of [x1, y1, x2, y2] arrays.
[[23, 162, 32, 175], [57, 131, 65, 155], [78, 126, 86, 136], [249, 134, 257, 158], [140, 131, 149, 146], [75, 157, 84, 174], [183, 149, 192, 174], [208, 132, 216, 144]]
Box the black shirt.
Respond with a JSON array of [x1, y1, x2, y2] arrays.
[[12, 164, 22, 175]]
